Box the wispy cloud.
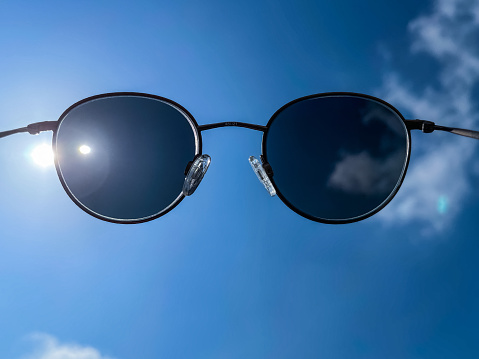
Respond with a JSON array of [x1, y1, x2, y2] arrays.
[[21, 333, 116, 359], [377, 0, 479, 233]]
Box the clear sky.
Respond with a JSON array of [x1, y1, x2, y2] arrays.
[[0, 0, 479, 358]]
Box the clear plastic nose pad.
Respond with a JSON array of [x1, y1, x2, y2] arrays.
[[183, 154, 211, 196], [249, 156, 276, 196]]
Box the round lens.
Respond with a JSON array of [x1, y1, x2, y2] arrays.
[[54, 94, 199, 223], [264, 94, 409, 223]]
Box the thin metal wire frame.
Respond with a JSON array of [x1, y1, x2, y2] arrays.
[[1, 92, 479, 224]]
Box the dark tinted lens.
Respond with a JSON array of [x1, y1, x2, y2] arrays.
[[265, 95, 409, 222], [55, 95, 197, 222]]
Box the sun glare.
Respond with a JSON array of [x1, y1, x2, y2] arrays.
[[31, 144, 54, 167], [79, 145, 91, 154]]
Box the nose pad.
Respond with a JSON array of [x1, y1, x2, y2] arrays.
[[249, 156, 276, 196], [183, 154, 211, 196]]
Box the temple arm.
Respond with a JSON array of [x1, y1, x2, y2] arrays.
[[405, 119, 479, 140], [0, 121, 58, 139]]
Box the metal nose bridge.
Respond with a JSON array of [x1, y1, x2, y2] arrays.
[[198, 122, 267, 132], [194, 121, 275, 197]]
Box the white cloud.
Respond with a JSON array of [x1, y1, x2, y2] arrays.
[[21, 333, 116, 359], [376, 0, 479, 232], [409, 0, 479, 93]]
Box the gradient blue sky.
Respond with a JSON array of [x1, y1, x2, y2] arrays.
[[1, 0, 479, 358]]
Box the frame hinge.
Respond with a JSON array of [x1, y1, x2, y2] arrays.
[[405, 119, 436, 133], [421, 120, 435, 133], [26, 121, 58, 135]]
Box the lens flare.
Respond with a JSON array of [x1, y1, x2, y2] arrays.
[[31, 144, 54, 167], [437, 196, 448, 214], [79, 145, 91, 154]]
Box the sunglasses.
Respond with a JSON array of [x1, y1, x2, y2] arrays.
[[2, 92, 478, 224]]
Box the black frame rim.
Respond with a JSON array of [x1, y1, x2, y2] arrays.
[[52, 92, 202, 224], [262, 92, 412, 224]]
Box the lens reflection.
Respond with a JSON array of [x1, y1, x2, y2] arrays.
[[55, 95, 197, 222], [265, 95, 409, 222], [79, 145, 91, 154]]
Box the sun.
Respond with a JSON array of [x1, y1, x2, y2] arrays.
[[31, 144, 54, 167]]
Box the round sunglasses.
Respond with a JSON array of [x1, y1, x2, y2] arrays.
[[2, 92, 478, 224]]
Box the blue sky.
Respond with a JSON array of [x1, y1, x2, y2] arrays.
[[0, 0, 479, 358]]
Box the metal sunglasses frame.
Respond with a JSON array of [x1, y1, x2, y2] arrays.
[[2, 92, 479, 224]]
